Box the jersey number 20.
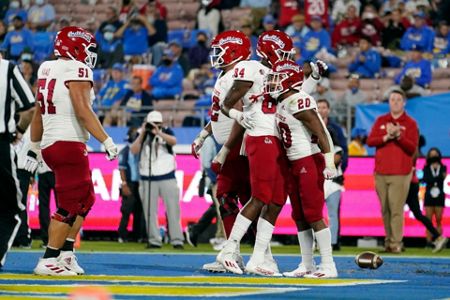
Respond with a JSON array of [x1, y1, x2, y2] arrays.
[[37, 78, 56, 115]]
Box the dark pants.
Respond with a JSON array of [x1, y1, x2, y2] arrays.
[[0, 138, 23, 267], [191, 203, 217, 238], [38, 171, 56, 245], [13, 169, 32, 246], [118, 181, 146, 240], [406, 182, 440, 241]]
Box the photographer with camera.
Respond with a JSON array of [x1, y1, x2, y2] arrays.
[[130, 111, 184, 249]]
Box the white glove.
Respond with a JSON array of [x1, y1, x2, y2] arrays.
[[229, 109, 256, 130], [191, 129, 210, 159], [24, 142, 41, 174], [323, 152, 337, 180], [310, 60, 328, 79], [211, 146, 230, 174], [103, 137, 118, 160]]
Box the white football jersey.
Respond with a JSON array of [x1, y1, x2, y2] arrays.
[[232, 60, 278, 137], [210, 69, 235, 144], [275, 90, 322, 161], [37, 59, 95, 149]]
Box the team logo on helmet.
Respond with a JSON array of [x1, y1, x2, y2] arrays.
[[262, 34, 285, 48], [218, 36, 243, 46], [68, 31, 92, 42], [275, 62, 300, 73]]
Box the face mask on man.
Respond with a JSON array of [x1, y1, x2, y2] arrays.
[[104, 31, 114, 42], [162, 59, 172, 66], [35, 0, 45, 6], [427, 156, 441, 165], [10, 1, 20, 9]]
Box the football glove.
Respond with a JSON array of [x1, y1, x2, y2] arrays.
[[103, 137, 118, 160], [191, 129, 210, 159], [310, 60, 328, 79], [229, 109, 256, 130], [211, 146, 230, 174], [24, 142, 41, 174], [323, 152, 337, 180]]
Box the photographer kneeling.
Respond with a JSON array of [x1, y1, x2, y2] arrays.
[[130, 111, 184, 249]]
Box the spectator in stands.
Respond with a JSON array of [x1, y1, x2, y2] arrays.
[[27, 0, 55, 30], [142, 0, 167, 66], [367, 90, 418, 253], [359, 5, 384, 46], [348, 36, 381, 78], [317, 99, 349, 172], [140, 0, 167, 20], [1, 16, 33, 61], [241, 22, 258, 60], [285, 14, 309, 44], [169, 40, 190, 76], [332, 4, 362, 49], [262, 14, 277, 32], [149, 49, 183, 100], [348, 128, 368, 156], [121, 76, 153, 126], [310, 78, 336, 107], [19, 59, 36, 93], [3, 1, 27, 25], [0, 20, 7, 45], [99, 63, 130, 126], [432, 21, 450, 56], [115, 14, 153, 63], [394, 47, 432, 88], [97, 24, 124, 69], [197, 0, 222, 37], [404, 0, 429, 15], [383, 75, 425, 100], [331, 0, 361, 23], [99, 7, 123, 33], [31, 25, 54, 63], [400, 11, 434, 53], [382, 9, 408, 50], [188, 32, 209, 69], [240, 0, 270, 31], [380, 0, 403, 15], [119, 0, 139, 23], [300, 16, 332, 62], [338, 74, 368, 124]]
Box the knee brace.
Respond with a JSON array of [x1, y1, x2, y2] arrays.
[[219, 194, 240, 218], [52, 208, 77, 226]]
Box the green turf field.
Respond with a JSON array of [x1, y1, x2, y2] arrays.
[[17, 240, 450, 257]]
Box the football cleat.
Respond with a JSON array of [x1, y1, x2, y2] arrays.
[[433, 236, 448, 253], [245, 256, 282, 277], [58, 251, 85, 275], [264, 252, 280, 274], [202, 261, 227, 273], [304, 263, 338, 279], [217, 244, 243, 275], [283, 262, 317, 277], [34, 257, 77, 276]]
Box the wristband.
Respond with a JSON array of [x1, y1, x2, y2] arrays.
[[229, 109, 242, 121], [324, 152, 334, 167]]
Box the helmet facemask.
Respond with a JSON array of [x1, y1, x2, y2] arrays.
[[210, 45, 225, 68], [276, 48, 296, 62], [264, 71, 288, 99], [84, 43, 97, 69]]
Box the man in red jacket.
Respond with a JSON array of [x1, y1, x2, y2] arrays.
[[367, 90, 418, 253]]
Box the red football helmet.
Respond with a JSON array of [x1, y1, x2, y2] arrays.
[[54, 26, 98, 68], [265, 60, 304, 98], [210, 30, 251, 68], [257, 30, 295, 67]]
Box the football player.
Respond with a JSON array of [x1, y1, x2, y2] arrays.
[[191, 30, 252, 272], [214, 30, 327, 276], [25, 26, 118, 275], [267, 60, 338, 278]]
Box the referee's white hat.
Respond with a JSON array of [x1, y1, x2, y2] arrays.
[[147, 111, 163, 123]]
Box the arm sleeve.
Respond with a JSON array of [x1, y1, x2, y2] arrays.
[[10, 64, 35, 111], [395, 120, 418, 155], [366, 117, 386, 147]]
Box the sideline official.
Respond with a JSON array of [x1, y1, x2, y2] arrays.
[[0, 54, 35, 267]]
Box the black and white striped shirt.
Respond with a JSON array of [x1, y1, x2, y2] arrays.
[[0, 59, 35, 134]]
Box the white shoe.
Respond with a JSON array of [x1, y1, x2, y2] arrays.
[[213, 239, 227, 251], [217, 243, 243, 275], [264, 253, 280, 274], [202, 261, 227, 273], [283, 262, 317, 278], [433, 236, 448, 253], [245, 256, 282, 277], [34, 257, 77, 276], [304, 263, 338, 278], [58, 251, 85, 275]]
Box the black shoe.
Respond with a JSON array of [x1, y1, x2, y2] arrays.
[[173, 244, 184, 250], [146, 243, 161, 249], [185, 226, 198, 247], [332, 244, 341, 251]]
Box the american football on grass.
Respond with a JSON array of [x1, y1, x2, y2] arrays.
[[355, 251, 383, 269]]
